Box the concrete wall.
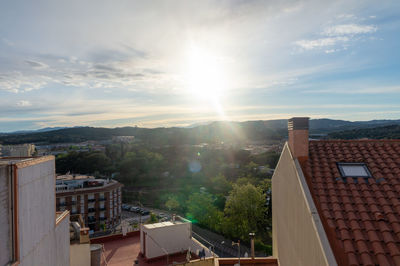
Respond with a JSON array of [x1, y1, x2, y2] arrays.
[[0, 165, 11, 265], [189, 238, 214, 257], [70, 243, 90, 266], [142, 222, 192, 259], [272, 143, 336, 266], [17, 158, 70, 266], [55, 215, 70, 266]]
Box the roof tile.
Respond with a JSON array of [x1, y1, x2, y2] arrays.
[[301, 140, 400, 266]]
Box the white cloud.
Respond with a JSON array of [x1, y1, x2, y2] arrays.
[[295, 36, 349, 50], [295, 20, 377, 52], [25, 60, 49, 69], [323, 24, 377, 36], [303, 85, 400, 94], [16, 100, 31, 107], [0, 72, 48, 93]]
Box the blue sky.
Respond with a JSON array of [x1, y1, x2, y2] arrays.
[[1, 0, 400, 132]]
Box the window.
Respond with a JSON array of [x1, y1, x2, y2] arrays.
[[337, 163, 372, 178]]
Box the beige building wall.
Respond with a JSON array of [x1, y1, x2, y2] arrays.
[[55, 215, 71, 266], [0, 165, 12, 265], [70, 243, 91, 266], [17, 157, 70, 266], [272, 143, 336, 266]]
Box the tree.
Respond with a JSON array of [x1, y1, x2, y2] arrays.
[[165, 196, 180, 211], [147, 212, 159, 224], [208, 174, 232, 195], [223, 183, 267, 240], [186, 192, 223, 232]]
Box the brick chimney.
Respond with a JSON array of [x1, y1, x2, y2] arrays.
[[288, 117, 309, 159]]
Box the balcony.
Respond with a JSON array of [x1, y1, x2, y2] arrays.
[[88, 198, 96, 202], [88, 208, 96, 213]]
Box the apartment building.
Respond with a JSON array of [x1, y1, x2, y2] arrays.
[[0, 143, 36, 157], [0, 156, 70, 266], [56, 174, 123, 232]]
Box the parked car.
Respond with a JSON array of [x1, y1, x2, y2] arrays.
[[157, 213, 167, 218], [140, 210, 150, 215], [122, 204, 131, 211], [130, 206, 140, 212]]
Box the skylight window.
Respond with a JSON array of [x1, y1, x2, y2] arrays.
[[337, 163, 372, 178]]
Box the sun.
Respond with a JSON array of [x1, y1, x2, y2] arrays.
[[184, 46, 227, 102]]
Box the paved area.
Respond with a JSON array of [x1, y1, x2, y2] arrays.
[[99, 233, 199, 266]]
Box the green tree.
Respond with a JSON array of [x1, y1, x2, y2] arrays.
[[147, 212, 159, 224], [165, 196, 180, 211], [209, 174, 232, 195], [186, 192, 223, 232], [223, 183, 266, 240]]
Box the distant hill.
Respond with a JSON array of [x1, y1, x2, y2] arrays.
[[4, 126, 78, 134], [1, 118, 400, 145], [328, 124, 400, 139]]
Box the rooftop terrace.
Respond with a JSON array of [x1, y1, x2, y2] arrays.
[[91, 232, 200, 266]]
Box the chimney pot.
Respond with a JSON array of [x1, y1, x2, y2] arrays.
[[288, 117, 309, 159]]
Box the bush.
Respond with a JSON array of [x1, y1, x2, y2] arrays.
[[254, 239, 272, 255]]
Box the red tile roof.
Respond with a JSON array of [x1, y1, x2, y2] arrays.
[[300, 140, 400, 266]]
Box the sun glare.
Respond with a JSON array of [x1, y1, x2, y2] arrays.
[[184, 46, 227, 102]]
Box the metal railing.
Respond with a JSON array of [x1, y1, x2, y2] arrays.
[[192, 231, 216, 257]]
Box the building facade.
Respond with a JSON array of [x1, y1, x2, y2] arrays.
[[0, 156, 70, 266], [56, 175, 123, 232], [0, 143, 36, 157]]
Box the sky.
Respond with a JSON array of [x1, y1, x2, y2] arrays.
[[1, 0, 400, 132]]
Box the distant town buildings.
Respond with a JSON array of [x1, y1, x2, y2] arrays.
[[0, 156, 70, 266], [56, 174, 123, 233], [0, 143, 36, 157], [112, 135, 135, 143], [36, 141, 107, 156]]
